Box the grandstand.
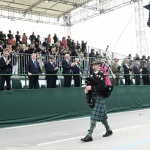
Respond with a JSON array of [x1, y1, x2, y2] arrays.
[[0, 0, 150, 150]]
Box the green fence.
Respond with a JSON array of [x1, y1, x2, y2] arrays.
[[0, 86, 150, 128]]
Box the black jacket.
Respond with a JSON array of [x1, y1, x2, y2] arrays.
[[45, 62, 58, 80], [26, 60, 42, 74], [62, 59, 72, 74], [0, 57, 12, 74]]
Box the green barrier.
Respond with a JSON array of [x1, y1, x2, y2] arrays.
[[0, 86, 150, 128]]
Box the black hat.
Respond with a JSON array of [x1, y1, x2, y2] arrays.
[[91, 59, 101, 65]]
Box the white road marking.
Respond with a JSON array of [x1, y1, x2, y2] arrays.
[[37, 125, 143, 146], [38, 136, 83, 146]]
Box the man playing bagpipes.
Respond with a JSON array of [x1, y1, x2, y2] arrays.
[[81, 59, 113, 142]]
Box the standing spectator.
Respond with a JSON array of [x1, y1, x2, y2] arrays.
[[89, 49, 96, 63], [142, 60, 149, 85], [61, 37, 67, 49], [134, 54, 140, 61], [72, 58, 83, 87], [26, 53, 44, 89], [47, 34, 51, 46], [10, 49, 18, 75], [29, 32, 36, 44], [67, 36, 71, 49], [123, 58, 133, 85], [81, 40, 87, 52], [0, 40, 4, 54], [15, 31, 21, 44], [0, 50, 12, 91], [22, 33, 28, 45], [35, 35, 41, 46], [77, 41, 80, 49], [0, 31, 4, 41], [7, 30, 13, 40], [133, 61, 142, 85], [83, 53, 90, 74], [45, 55, 58, 88], [53, 33, 58, 44], [62, 54, 74, 87], [112, 58, 120, 86]]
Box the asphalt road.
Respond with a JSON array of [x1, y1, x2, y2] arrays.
[[0, 108, 150, 150]]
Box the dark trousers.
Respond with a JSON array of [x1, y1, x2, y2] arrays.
[[135, 75, 140, 85], [73, 75, 82, 87], [47, 79, 56, 88], [142, 75, 149, 85], [29, 75, 39, 89], [124, 75, 131, 85], [64, 75, 72, 87], [0, 75, 11, 90]]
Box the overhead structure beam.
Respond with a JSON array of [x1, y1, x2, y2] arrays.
[[134, 0, 147, 56], [23, 0, 44, 17], [70, 0, 136, 25]]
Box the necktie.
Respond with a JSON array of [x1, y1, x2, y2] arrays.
[[34, 61, 37, 68]]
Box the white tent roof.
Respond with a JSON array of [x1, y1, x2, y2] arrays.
[[0, 0, 92, 18]]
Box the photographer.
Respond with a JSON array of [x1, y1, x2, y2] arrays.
[[81, 60, 113, 142]]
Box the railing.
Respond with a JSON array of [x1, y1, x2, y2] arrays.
[[0, 74, 149, 91]]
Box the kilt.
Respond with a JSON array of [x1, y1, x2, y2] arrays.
[[91, 96, 108, 122]]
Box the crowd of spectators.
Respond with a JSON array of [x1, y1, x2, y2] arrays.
[[1, 30, 150, 90]]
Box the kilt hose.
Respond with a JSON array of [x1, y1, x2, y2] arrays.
[[91, 96, 108, 122]]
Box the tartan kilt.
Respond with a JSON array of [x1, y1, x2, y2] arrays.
[[91, 96, 108, 122]]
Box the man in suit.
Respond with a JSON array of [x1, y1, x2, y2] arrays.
[[62, 54, 74, 87], [0, 50, 12, 91], [26, 53, 44, 89], [133, 61, 142, 85], [123, 58, 133, 85], [45, 55, 58, 88], [72, 58, 83, 87]]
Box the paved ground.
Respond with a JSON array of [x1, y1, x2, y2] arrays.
[[0, 108, 150, 150]]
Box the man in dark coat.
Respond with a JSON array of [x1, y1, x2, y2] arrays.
[[62, 54, 74, 87], [45, 55, 58, 88], [81, 60, 113, 142], [26, 53, 44, 89], [133, 61, 142, 85], [0, 50, 12, 90], [72, 58, 83, 87]]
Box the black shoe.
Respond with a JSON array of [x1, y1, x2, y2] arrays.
[[81, 135, 93, 142], [103, 130, 113, 137]]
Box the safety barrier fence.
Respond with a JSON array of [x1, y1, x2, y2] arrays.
[[0, 73, 149, 90]]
